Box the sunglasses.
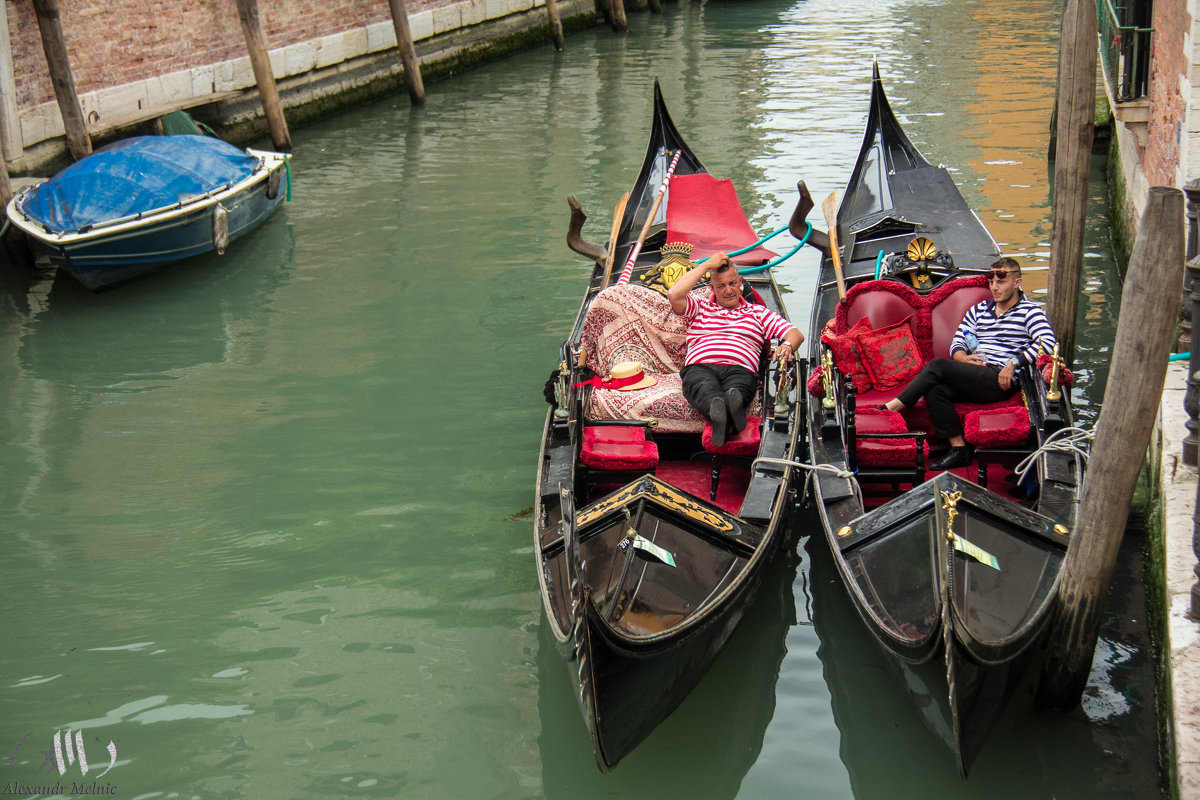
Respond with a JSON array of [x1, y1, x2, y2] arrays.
[[988, 269, 1019, 282]]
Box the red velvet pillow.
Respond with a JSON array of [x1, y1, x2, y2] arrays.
[[858, 316, 924, 392], [822, 316, 873, 392]]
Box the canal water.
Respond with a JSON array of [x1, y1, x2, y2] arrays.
[[0, 0, 1159, 798]]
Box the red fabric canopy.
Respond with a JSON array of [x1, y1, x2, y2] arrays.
[[665, 174, 777, 264]]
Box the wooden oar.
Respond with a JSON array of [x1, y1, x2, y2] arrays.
[[600, 191, 630, 288], [616, 149, 682, 285], [822, 190, 847, 300]]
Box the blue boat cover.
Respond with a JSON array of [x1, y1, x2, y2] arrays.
[[19, 135, 259, 234]]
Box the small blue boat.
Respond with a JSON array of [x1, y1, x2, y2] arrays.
[[6, 135, 290, 290]]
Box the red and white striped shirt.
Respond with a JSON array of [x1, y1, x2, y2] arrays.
[[679, 294, 796, 373]]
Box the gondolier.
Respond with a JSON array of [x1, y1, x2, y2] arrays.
[[880, 256, 1057, 470], [667, 253, 803, 446]]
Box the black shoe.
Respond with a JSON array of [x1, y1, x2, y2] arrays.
[[930, 446, 970, 471], [709, 397, 728, 447], [725, 388, 746, 434]]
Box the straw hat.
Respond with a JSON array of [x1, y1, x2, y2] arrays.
[[608, 361, 657, 391]]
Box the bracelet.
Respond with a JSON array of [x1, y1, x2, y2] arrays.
[[779, 342, 792, 349]]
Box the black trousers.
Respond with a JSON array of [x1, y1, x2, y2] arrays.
[[894, 358, 1015, 439], [681, 363, 757, 421]]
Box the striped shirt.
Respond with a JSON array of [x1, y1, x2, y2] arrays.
[[679, 294, 797, 373], [951, 295, 1057, 368]]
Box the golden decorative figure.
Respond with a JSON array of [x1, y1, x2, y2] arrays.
[[821, 348, 836, 409], [1046, 342, 1063, 402], [940, 489, 963, 540]]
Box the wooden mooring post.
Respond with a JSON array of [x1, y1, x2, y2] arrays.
[[235, 0, 292, 152], [610, 0, 628, 33], [545, 0, 565, 50], [1037, 187, 1185, 709], [31, 0, 90, 161], [1045, 0, 1097, 366], [386, 0, 427, 105]]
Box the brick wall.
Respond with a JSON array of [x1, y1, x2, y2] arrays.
[[1143, 0, 1187, 186], [7, 0, 450, 109]]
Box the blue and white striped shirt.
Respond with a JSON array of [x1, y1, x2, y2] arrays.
[[950, 295, 1057, 368]]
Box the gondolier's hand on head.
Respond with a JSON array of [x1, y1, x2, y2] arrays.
[[668, 252, 732, 314]]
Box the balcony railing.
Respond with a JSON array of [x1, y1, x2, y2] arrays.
[[1098, 0, 1153, 102]]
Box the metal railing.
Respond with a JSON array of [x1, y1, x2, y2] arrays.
[[1098, 0, 1153, 102]]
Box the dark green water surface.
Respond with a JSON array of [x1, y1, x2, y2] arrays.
[[1, 1, 1157, 797]]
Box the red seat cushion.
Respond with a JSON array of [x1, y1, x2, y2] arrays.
[[702, 417, 762, 455], [963, 407, 1031, 448], [581, 426, 659, 470]]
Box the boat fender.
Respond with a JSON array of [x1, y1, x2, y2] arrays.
[[212, 204, 229, 254], [266, 168, 283, 200]]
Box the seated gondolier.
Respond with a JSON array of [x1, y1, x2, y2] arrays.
[[668, 252, 803, 447], [880, 257, 1057, 470]]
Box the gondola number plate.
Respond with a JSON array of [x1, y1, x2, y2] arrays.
[[618, 535, 677, 568]]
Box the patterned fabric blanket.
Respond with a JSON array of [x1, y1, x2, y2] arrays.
[[581, 284, 762, 433]]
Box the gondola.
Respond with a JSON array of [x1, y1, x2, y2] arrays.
[[802, 66, 1084, 776], [535, 80, 812, 770]]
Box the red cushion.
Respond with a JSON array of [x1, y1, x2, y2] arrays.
[[581, 426, 659, 470], [584, 426, 646, 445], [856, 408, 907, 434], [823, 316, 873, 392], [858, 316, 925, 392], [702, 417, 762, 455], [856, 438, 930, 468], [963, 407, 1031, 448]]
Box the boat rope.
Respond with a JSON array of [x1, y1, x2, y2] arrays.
[[1012, 426, 1094, 484], [693, 220, 814, 274], [875, 249, 885, 279], [750, 456, 861, 505]]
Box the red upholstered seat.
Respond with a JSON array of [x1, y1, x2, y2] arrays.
[[581, 426, 659, 470], [963, 407, 1032, 448], [702, 417, 762, 456], [853, 409, 929, 468], [701, 417, 762, 500]]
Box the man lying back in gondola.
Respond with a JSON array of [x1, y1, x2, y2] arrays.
[[877, 257, 1057, 470], [667, 253, 803, 447]]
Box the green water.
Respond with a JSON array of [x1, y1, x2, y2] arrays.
[[1, 1, 1157, 798]]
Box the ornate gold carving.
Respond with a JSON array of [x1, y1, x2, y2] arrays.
[[574, 476, 737, 532], [940, 489, 963, 540]]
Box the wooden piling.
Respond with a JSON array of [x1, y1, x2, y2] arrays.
[[386, 0, 427, 105], [545, 0, 565, 50], [1037, 187, 1185, 709], [610, 0, 628, 33], [1045, 0, 1097, 366], [235, 0, 292, 152], [31, 0, 90, 161]]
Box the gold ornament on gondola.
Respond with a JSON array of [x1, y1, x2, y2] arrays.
[[640, 241, 695, 295], [907, 237, 939, 263]]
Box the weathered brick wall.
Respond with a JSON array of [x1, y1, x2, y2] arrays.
[[1144, 0, 1186, 186], [7, 0, 451, 110]]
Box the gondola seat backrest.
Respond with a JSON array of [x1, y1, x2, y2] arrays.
[[835, 275, 991, 362], [580, 282, 763, 433]]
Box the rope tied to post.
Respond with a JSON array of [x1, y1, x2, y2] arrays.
[[1013, 426, 1094, 484]]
